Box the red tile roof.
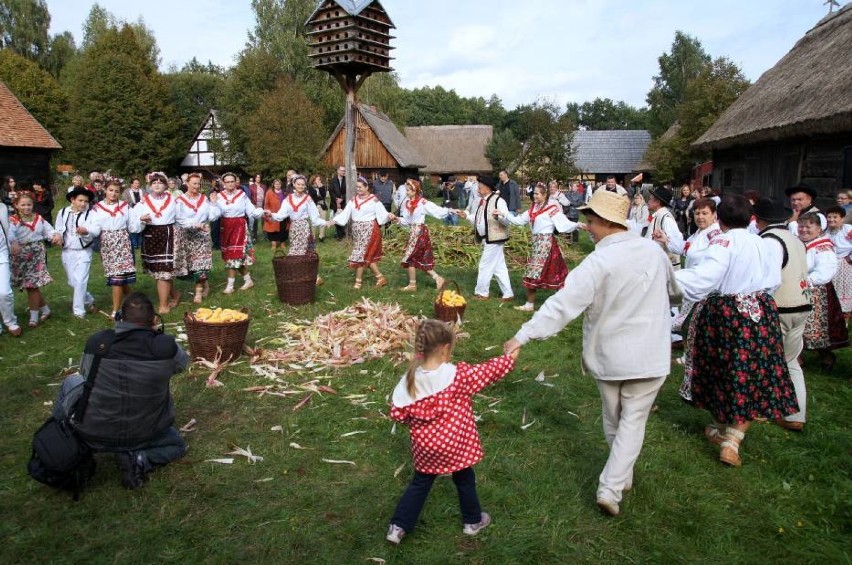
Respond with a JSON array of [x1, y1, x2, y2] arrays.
[[0, 80, 61, 150]]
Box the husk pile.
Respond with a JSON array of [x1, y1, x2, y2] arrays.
[[258, 298, 466, 371]]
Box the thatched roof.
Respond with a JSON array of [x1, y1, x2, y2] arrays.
[[636, 123, 679, 171], [322, 104, 424, 168], [403, 125, 493, 174], [693, 4, 852, 151], [0, 81, 61, 150], [570, 130, 651, 174]]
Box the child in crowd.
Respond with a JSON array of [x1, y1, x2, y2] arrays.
[[9, 192, 57, 327], [327, 176, 390, 289], [55, 187, 96, 319], [496, 182, 582, 311], [825, 206, 852, 318], [388, 179, 452, 292], [386, 319, 518, 545], [80, 179, 136, 318]]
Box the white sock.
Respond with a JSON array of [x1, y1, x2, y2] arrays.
[[226, 277, 235, 288], [243, 274, 253, 284], [30, 310, 39, 323], [40, 305, 50, 316], [525, 302, 534, 308]]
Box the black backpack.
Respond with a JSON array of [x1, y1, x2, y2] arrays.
[[27, 330, 115, 501]]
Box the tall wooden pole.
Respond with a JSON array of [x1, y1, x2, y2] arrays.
[[344, 76, 357, 203]]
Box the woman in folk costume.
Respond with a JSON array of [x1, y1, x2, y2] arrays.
[[798, 212, 849, 371], [9, 191, 57, 328], [387, 179, 451, 292], [675, 195, 798, 467], [262, 178, 287, 251], [266, 175, 327, 285], [494, 182, 581, 312], [212, 171, 265, 294], [825, 205, 852, 317], [456, 176, 514, 302], [55, 187, 97, 318], [130, 172, 184, 314], [77, 179, 135, 319], [175, 172, 220, 304], [327, 175, 390, 289], [655, 197, 722, 335]]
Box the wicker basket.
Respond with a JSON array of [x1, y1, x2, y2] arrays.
[[272, 251, 319, 305], [434, 280, 467, 324], [184, 309, 251, 362]]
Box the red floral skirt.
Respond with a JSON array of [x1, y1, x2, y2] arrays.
[[522, 234, 568, 290], [401, 224, 435, 271]]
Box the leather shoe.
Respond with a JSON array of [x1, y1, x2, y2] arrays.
[[472, 295, 489, 301], [776, 419, 804, 431], [500, 297, 514, 303]]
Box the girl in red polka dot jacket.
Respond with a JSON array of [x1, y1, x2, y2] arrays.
[[385, 319, 519, 545]]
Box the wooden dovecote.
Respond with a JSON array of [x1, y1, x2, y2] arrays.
[[306, 0, 395, 74]]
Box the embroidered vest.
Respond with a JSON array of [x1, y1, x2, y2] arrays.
[[760, 225, 810, 313], [475, 193, 509, 244], [648, 207, 680, 267]]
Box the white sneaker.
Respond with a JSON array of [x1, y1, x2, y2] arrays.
[[463, 512, 491, 535], [513, 303, 534, 312], [239, 280, 254, 291], [386, 524, 405, 545], [222, 286, 235, 295]]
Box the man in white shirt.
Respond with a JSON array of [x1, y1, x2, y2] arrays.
[[503, 189, 681, 517]]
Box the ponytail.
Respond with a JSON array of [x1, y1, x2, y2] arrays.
[[406, 319, 454, 398]]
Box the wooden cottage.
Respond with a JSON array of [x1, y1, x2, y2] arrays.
[[180, 110, 233, 173], [570, 130, 651, 185], [692, 5, 852, 202], [404, 125, 493, 184], [0, 80, 62, 186]]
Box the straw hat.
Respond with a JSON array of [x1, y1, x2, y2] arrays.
[[578, 190, 630, 228]]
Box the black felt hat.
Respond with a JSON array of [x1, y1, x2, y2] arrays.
[[784, 183, 817, 199], [649, 186, 673, 206], [66, 186, 92, 202], [752, 197, 790, 223], [478, 175, 497, 190]]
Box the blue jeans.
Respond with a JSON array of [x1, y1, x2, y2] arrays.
[[443, 213, 459, 226], [53, 374, 187, 471], [129, 232, 141, 253], [390, 467, 481, 532]]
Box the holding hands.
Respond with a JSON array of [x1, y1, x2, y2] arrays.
[[75, 226, 89, 236], [503, 340, 521, 360], [651, 228, 667, 245]]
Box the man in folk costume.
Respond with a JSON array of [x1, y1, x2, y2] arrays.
[[647, 186, 684, 270], [458, 176, 514, 302], [503, 190, 682, 517], [55, 187, 98, 318], [753, 197, 811, 431], [785, 183, 823, 236]]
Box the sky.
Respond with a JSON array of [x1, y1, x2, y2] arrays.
[[45, 0, 836, 110]]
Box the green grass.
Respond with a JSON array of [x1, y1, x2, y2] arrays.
[[1, 225, 850, 564]]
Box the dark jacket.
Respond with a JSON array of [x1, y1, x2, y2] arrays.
[[33, 190, 55, 224], [496, 179, 520, 212], [329, 176, 346, 212], [74, 322, 189, 447]]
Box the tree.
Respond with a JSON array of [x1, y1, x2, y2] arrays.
[[243, 78, 326, 176], [564, 98, 648, 130], [65, 25, 183, 174], [646, 57, 750, 182], [645, 31, 711, 137], [0, 0, 50, 61], [82, 4, 159, 67], [165, 61, 227, 146], [43, 31, 76, 78], [486, 99, 576, 182], [0, 49, 67, 143]]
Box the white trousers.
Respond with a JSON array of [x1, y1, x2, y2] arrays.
[[62, 249, 94, 316], [0, 259, 18, 329], [474, 242, 513, 299], [779, 310, 809, 423], [595, 376, 665, 504]]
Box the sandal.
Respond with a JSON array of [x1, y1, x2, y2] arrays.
[[353, 278, 362, 290], [39, 311, 51, 323], [193, 289, 204, 304], [719, 428, 745, 467], [400, 284, 417, 292], [28, 320, 38, 328], [375, 276, 388, 288], [704, 424, 725, 446]]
